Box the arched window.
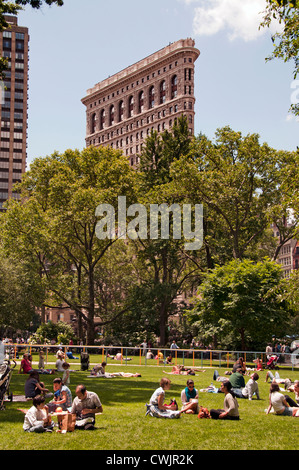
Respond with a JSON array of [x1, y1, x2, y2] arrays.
[[91, 113, 96, 134], [128, 96, 134, 118], [160, 80, 166, 104], [119, 100, 124, 122], [100, 110, 105, 130], [109, 105, 115, 126], [138, 91, 144, 113], [171, 75, 178, 99], [149, 86, 155, 109]]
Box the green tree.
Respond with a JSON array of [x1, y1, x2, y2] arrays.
[[1, 146, 138, 345], [261, 0, 299, 115], [30, 320, 74, 345], [188, 258, 291, 351], [135, 116, 204, 346], [170, 127, 296, 266], [0, 252, 43, 334]]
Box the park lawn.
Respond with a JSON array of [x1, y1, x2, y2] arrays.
[[0, 363, 298, 451]]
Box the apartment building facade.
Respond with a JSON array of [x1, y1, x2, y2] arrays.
[[82, 38, 200, 166], [0, 15, 29, 210], [272, 224, 299, 277]]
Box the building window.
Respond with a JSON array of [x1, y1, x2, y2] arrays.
[[128, 96, 134, 117], [138, 91, 144, 113], [171, 75, 178, 99], [91, 113, 96, 134], [185, 68, 192, 80], [100, 110, 105, 130], [109, 105, 115, 126], [3, 39, 11, 50], [119, 100, 124, 122], [149, 86, 155, 109], [160, 81, 166, 104]]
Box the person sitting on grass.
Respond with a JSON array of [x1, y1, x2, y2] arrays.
[[253, 357, 263, 371], [70, 384, 103, 430], [19, 353, 33, 374], [229, 373, 260, 400], [24, 371, 52, 399], [23, 395, 54, 433], [146, 377, 182, 419], [90, 361, 106, 376], [266, 382, 299, 416], [166, 354, 173, 364], [232, 357, 247, 374], [50, 377, 72, 412], [210, 380, 240, 420], [181, 379, 200, 414], [284, 380, 299, 405], [229, 368, 245, 391]]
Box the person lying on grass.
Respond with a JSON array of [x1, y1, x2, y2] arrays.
[[163, 365, 205, 376]]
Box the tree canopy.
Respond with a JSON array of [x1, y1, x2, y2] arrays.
[[261, 0, 299, 116], [188, 258, 292, 351]]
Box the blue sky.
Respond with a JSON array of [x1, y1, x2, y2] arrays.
[[17, 0, 298, 166]]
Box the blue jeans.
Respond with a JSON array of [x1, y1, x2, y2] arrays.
[[231, 388, 245, 398], [268, 371, 280, 382], [26, 424, 46, 433], [281, 407, 294, 416]]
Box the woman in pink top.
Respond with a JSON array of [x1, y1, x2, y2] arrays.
[[19, 353, 33, 374]]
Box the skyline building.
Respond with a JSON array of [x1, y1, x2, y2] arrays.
[[0, 15, 29, 210], [82, 38, 200, 167]]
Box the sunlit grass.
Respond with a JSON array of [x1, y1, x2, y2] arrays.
[[1, 358, 299, 451]]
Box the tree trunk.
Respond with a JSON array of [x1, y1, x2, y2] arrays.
[[159, 300, 168, 346], [87, 268, 96, 345], [240, 327, 247, 351]]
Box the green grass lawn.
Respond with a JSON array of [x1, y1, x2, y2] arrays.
[[1, 356, 298, 451]]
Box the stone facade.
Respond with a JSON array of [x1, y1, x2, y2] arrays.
[[82, 38, 200, 166]]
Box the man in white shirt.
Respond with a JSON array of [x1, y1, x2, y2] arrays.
[[233, 373, 260, 400], [71, 384, 103, 430]]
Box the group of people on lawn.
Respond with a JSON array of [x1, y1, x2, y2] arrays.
[[23, 381, 102, 433], [21, 349, 102, 432], [20, 351, 299, 431], [148, 357, 299, 420]]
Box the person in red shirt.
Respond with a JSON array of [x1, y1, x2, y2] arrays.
[[19, 353, 33, 374]]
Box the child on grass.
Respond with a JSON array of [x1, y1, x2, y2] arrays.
[[23, 395, 54, 433], [62, 362, 70, 385]]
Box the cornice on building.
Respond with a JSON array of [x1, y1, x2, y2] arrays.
[[82, 38, 200, 105]]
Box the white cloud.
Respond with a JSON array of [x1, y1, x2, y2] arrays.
[[182, 0, 283, 42]]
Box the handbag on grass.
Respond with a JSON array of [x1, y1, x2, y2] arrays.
[[59, 413, 76, 432], [198, 406, 211, 419]]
